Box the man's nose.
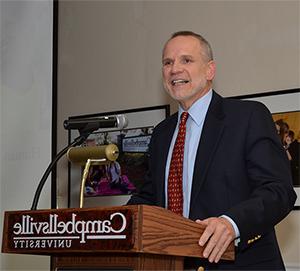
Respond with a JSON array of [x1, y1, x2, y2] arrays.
[[170, 61, 183, 74]]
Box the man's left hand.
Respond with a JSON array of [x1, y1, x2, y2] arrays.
[[196, 217, 235, 263]]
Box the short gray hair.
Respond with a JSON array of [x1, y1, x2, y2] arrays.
[[167, 31, 213, 61]]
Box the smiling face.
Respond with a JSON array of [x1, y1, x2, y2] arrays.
[[162, 35, 216, 110]]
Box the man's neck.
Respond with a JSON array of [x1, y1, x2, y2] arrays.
[[179, 86, 213, 111]]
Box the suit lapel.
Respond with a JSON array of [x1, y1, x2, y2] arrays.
[[156, 114, 178, 206], [190, 92, 226, 213]]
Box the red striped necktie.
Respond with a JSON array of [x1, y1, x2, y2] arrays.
[[167, 111, 189, 215]]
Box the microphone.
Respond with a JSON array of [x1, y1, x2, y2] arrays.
[[63, 114, 128, 132], [32, 116, 127, 210]]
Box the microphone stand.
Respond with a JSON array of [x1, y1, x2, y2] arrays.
[[31, 132, 90, 210]]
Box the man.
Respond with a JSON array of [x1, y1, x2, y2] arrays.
[[128, 31, 296, 270]]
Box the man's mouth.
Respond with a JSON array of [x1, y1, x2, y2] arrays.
[[171, 79, 190, 86]]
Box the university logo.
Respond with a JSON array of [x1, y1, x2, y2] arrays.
[[5, 209, 133, 252]]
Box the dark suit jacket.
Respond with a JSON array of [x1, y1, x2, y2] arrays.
[[128, 91, 296, 270]]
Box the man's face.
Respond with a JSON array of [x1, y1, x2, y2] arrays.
[[162, 35, 215, 110]]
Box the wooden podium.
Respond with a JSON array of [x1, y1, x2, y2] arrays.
[[2, 205, 234, 270]]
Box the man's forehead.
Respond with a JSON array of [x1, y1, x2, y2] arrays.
[[162, 36, 202, 58]]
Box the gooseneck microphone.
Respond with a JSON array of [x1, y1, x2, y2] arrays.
[[31, 134, 88, 210], [63, 114, 128, 133], [31, 114, 129, 210]]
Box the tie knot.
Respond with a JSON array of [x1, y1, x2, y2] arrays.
[[180, 112, 189, 124]]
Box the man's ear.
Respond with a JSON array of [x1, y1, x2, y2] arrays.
[[206, 60, 216, 81]]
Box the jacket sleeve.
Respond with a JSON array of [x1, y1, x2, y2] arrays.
[[224, 102, 297, 251]]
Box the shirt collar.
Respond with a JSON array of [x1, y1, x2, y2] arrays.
[[178, 89, 213, 126]]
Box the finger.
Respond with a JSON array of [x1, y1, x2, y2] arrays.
[[214, 237, 232, 263], [207, 229, 229, 263], [196, 219, 208, 225], [202, 223, 224, 258], [199, 219, 215, 247]]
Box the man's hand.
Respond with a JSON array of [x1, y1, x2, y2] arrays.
[[196, 217, 235, 263]]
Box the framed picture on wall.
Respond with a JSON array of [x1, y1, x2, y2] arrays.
[[232, 88, 300, 210], [67, 105, 170, 208]]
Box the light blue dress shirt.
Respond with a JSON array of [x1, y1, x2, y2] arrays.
[[165, 90, 240, 239]]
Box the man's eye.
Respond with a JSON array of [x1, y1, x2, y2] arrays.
[[183, 58, 192, 64], [163, 60, 171, 66]]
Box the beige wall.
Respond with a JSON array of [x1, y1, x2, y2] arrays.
[[57, 0, 299, 267]]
